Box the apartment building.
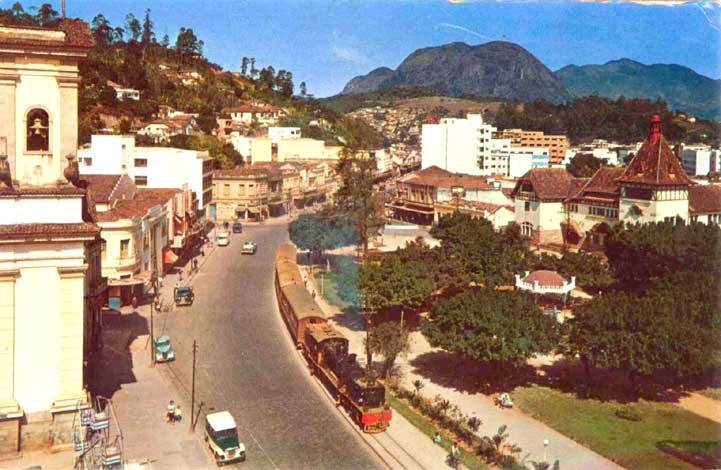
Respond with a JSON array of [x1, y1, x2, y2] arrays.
[[212, 166, 284, 221], [680, 145, 721, 176], [421, 114, 497, 175], [494, 129, 568, 165]]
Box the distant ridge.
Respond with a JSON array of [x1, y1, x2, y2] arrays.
[[556, 59, 721, 120], [342, 41, 572, 104]]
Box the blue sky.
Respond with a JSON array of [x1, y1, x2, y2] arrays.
[[23, 1, 721, 96]]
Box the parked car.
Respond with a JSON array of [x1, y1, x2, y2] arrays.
[[205, 411, 246, 465], [241, 241, 256, 254], [154, 336, 175, 363], [174, 286, 195, 306], [217, 232, 230, 247], [232, 222, 242, 233]]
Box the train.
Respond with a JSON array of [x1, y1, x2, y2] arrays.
[[274, 243, 392, 433]]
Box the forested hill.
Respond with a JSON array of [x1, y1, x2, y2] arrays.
[[556, 59, 721, 120], [0, 3, 385, 156]]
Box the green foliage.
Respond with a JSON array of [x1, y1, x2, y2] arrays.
[[287, 214, 356, 262], [175, 27, 204, 62], [165, 134, 241, 169], [320, 86, 440, 113], [530, 250, 614, 292], [605, 220, 721, 292], [423, 288, 560, 368], [566, 153, 606, 178], [431, 212, 527, 288], [365, 321, 410, 378]]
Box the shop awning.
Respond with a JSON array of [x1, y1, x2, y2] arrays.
[[163, 249, 179, 265]]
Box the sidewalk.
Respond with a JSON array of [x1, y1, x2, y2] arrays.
[[302, 264, 622, 470]]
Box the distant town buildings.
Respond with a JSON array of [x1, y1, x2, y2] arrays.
[[107, 80, 140, 101], [494, 129, 568, 165], [680, 145, 721, 177]]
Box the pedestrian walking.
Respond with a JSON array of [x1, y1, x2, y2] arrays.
[[173, 405, 182, 423], [166, 400, 176, 423], [312, 290, 316, 299], [433, 432, 442, 445]]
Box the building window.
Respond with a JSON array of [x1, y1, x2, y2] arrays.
[[524, 201, 530, 212], [135, 176, 148, 186], [83, 158, 93, 166], [135, 158, 148, 167], [238, 185, 245, 196], [521, 222, 533, 237], [120, 239, 130, 258], [223, 184, 230, 196], [26, 108, 49, 152]]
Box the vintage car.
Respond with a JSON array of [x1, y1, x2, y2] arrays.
[[241, 241, 257, 255], [217, 232, 230, 247], [232, 222, 243, 233], [154, 336, 175, 363], [205, 411, 246, 466], [174, 286, 195, 306]]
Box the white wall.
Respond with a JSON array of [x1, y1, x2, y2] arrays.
[[421, 114, 496, 175], [0, 197, 82, 224], [268, 127, 300, 140]]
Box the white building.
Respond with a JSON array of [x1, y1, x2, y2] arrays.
[[421, 114, 497, 175], [268, 127, 301, 140], [0, 20, 105, 453], [78, 135, 213, 214], [681, 145, 721, 176], [484, 139, 550, 177], [107, 80, 140, 101]]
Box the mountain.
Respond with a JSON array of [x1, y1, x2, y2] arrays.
[[341, 41, 572, 104], [556, 59, 721, 120]]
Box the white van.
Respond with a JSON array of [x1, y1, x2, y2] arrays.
[[205, 411, 246, 465], [217, 232, 230, 247]]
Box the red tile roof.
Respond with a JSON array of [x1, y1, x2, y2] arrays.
[[0, 222, 98, 239], [689, 184, 721, 215], [213, 166, 282, 178], [523, 270, 567, 288], [617, 116, 694, 187], [569, 167, 624, 204], [0, 186, 85, 197], [399, 166, 491, 190], [0, 18, 93, 50], [114, 188, 178, 218], [511, 168, 586, 201], [81, 175, 122, 203]]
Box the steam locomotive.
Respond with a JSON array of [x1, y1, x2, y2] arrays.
[[274, 244, 392, 433]]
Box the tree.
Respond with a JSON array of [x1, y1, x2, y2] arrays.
[[249, 58, 257, 78], [141, 9, 154, 46], [160, 34, 170, 48], [422, 288, 560, 373], [566, 275, 720, 384], [35, 3, 58, 27], [125, 13, 141, 42], [91, 14, 114, 47], [531, 250, 614, 293], [241, 57, 249, 76], [288, 213, 356, 263], [365, 321, 410, 379], [197, 106, 217, 134], [567, 153, 605, 178], [176, 27, 203, 61], [299, 81, 307, 97]]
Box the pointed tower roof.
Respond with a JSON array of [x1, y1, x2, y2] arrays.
[[617, 115, 693, 187]]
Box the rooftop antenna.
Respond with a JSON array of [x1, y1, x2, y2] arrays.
[[61, 0, 66, 18]]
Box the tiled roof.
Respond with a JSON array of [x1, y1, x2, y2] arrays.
[[95, 209, 122, 223], [523, 270, 567, 288], [438, 200, 514, 214], [0, 19, 93, 50], [0, 222, 98, 239], [689, 184, 721, 215], [81, 175, 122, 203], [617, 116, 694, 187], [399, 166, 491, 190], [569, 167, 624, 203], [114, 188, 178, 218], [0, 185, 85, 197], [511, 168, 585, 201], [213, 166, 281, 178]]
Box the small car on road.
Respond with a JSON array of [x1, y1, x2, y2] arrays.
[[232, 222, 242, 233], [241, 241, 256, 254], [174, 286, 195, 306], [205, 411, 246, 465], [154, 336, 175, 362], [217, 232, 230, 247]]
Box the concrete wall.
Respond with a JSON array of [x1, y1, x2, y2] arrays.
[[0, 197, 82, 224]]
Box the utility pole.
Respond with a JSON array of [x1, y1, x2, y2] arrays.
[[190, 339, 197, 432], [150, 271, 157, 367]]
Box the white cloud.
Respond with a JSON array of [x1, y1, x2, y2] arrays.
[[332, 46, 369, 65]]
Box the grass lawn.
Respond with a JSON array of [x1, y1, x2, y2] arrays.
[[387, 393, 488, 470], [513, 385, 721, 470]]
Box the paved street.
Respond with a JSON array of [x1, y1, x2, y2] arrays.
[[156, 220, 383, 469]]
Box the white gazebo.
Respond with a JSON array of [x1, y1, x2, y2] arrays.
[[515, 270, 576, 305]]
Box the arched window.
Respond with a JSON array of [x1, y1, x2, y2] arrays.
[[521, 222, 533, 238], [26, 108, 49, 152]]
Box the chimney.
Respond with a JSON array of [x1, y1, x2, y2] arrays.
[[61, 0, 66, 18]]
